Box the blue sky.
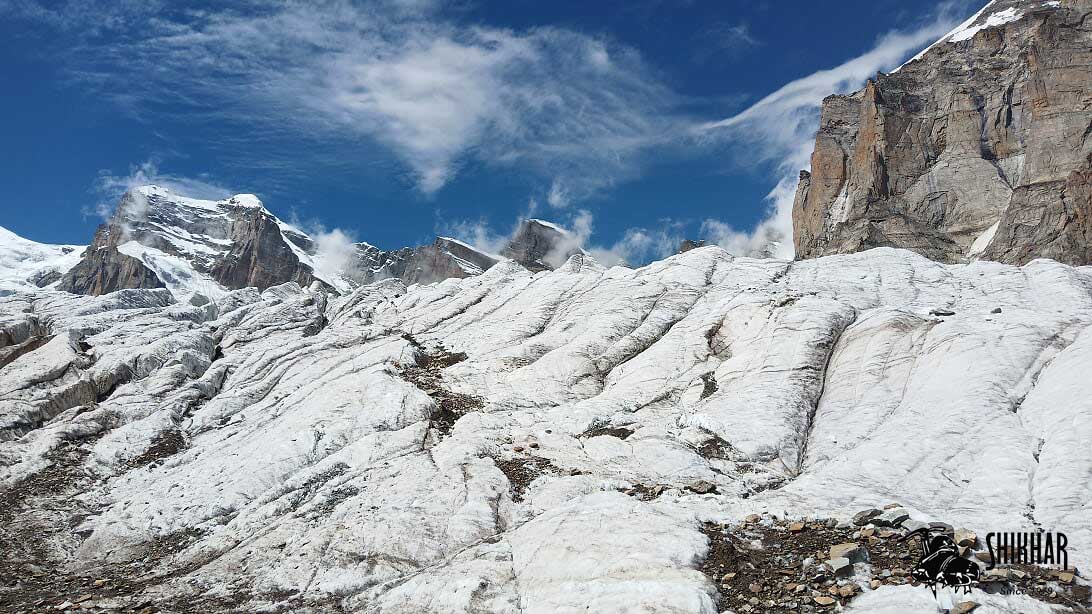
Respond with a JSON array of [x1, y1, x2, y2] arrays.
[[0, 0, 973, 263]]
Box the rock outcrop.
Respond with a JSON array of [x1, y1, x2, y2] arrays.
[[57, 220, 165, 295], [792, 0, 1092, 265]]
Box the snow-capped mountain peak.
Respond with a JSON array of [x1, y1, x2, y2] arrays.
[[46, 186, 583, 299]]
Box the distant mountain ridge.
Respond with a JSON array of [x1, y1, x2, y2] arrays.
[[5, 186, 581, 297]]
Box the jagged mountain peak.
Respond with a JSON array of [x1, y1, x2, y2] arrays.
[[502, 217, 586, 272]]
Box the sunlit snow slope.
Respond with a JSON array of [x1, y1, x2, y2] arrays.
[[2, 246, 1090, 612]]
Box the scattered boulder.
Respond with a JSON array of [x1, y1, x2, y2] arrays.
[[853, 509, 882, 526], [901, 519, 929, 533], [825, 557, 853, 578], [687, 480, 717, 494], [829, 543, 866, 564], [874, 508, 910, 527], [954, 528, 977, 547]]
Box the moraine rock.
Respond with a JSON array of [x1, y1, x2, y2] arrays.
[[792, 0, 1092, 265]]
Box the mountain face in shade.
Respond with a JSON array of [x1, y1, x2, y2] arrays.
[[792, 0, 1092, 265], [501, 218, 585, 272]]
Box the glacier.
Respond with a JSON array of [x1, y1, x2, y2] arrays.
[[2, 244, 1090, 612]]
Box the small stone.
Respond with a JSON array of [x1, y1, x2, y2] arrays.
[[874, 508, 910, 527], [1010, 569, 1027, 579], [512, 446, 524, 452], [794, 584, 807, 594], [983, 568, 1010, 582], [853, 509, 882, 526], [991, 307, 1002, 314], [721, 572, 736, 582], [788, 521, 806, 532], [883, 503, 902, 510], [870, 579, 881, 590], [826, 557, 853, 578], [745, 513, 761, 523], [838, 584, 857, 597], [528, 442, 539, 449], [55, 603, 74, 612], [860, 527, 875, 538], [813, 595, 836, 606], [951, 602, 979, 613], [93, 579, 107, 587], [954, 528, 977, 547], [829, 543, 866, 563], [688, 480, 716, 494], [930, 309, 956, 316], [749, 582, 763, 593], [1057, 571, 1074, 584], [901, 519, 929, 533], [74, 595, 93, 603]]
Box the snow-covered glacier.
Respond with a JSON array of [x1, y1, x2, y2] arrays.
[[2, 246, 1091, 613]]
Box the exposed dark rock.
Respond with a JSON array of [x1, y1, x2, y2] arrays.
[[502, 219, 583, 271], [58, 221, 164, 295], [679, 239, 708, 253]]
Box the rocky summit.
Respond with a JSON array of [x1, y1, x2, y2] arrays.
[[793, 0, 1092, 265]]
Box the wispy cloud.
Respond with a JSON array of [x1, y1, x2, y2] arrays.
[[9, 0, 689, 201], [692, 21, 761, 63], [700, 5, 965, 258], [444, 207, 681, 269], [86, 160, 233, 220]]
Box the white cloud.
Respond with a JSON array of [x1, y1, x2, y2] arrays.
[[701, 6, 963, 259], [88, 161, 233, 221], [442, 218, 512, 257], [311, 227, 359, 282], [16, 1, 687, 199], [546, 179, 570, 209], [443, 206, 679, 269]]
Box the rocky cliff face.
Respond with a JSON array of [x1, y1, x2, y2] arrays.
[[57, 220, 165, 295], [793, 0, 1092, 265]]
